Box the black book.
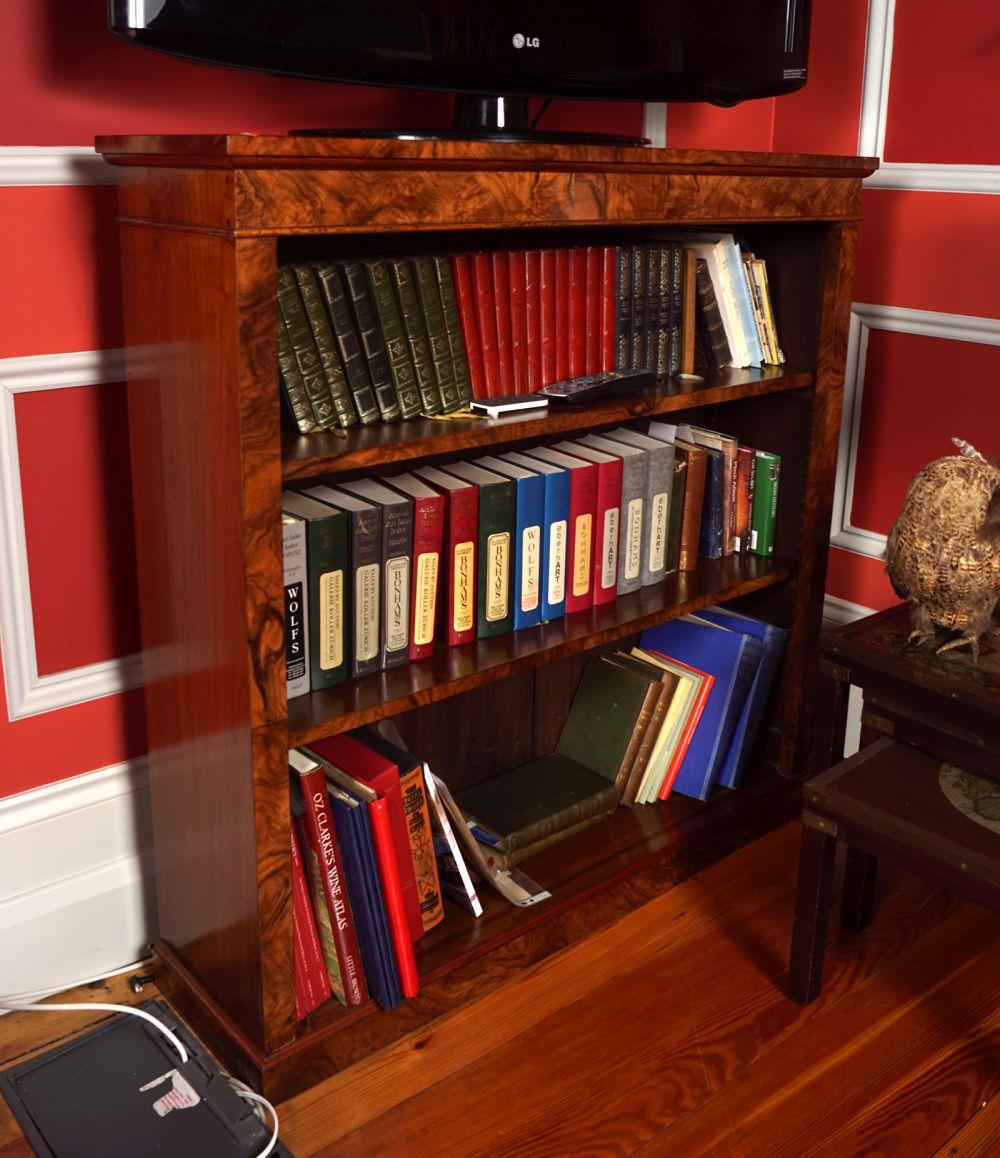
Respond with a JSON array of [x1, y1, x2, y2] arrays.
[[314, 263, 380, 425], [339, 261, 402, 422], [615, 246, 632, 371], [667, 243, 684, 377], [630, 244, 648, 370]]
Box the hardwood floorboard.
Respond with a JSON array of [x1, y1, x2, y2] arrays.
[[934, 1095, 1000, 1156]]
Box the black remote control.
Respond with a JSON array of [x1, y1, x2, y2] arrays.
[[538, 369, 657, 403]]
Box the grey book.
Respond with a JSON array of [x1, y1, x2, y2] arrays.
[[338, 478, 413, 670], [281, 514, 310, 699], [574, 433, 648, 596], [601, 427, 675, 587]]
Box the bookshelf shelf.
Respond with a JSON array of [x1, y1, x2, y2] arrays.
[[97, 134, 876, 1100], [287, 553, 794, 746], [280, 366, 814, 481]]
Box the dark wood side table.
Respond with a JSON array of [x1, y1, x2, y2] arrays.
[[789, 604, 1000, 1004]]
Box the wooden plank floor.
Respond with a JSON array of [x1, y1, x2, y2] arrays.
[[2, 821, 999, 1156]]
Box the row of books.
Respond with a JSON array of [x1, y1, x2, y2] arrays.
[[275, 237, 785, 433], [282, 422, 783, 696], [458, 607, 788, 873]]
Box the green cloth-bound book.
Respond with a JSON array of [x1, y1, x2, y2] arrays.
[[388, 258, 443, 416], [362, 259, 423, 419]]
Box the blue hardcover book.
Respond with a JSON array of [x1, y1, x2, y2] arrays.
[[477, 455, 544, 630], [697, 606, 788, 789], [326, 783, 402, 1010], [678, 439, 724, 559], [639, 615, 764, 800], [501, 450, 570, 623]]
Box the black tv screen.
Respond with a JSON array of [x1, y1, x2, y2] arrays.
[[109, 0, 811, 107]]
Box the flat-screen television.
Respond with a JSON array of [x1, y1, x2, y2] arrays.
[[109, 1, 811, 138]]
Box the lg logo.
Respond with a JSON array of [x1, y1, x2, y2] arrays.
[[512, 33, 540, 48]]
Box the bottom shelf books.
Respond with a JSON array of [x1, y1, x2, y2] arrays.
[[287, 605, 785, 1021]]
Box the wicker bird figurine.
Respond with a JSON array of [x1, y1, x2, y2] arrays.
[[885, 438, 1000, 659]]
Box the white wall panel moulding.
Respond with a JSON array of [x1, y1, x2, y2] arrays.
[[831, 304, 1000, 560], [0, 349, 143, 721], [0, 147, 117, 187], [642, 103, 667, 149]]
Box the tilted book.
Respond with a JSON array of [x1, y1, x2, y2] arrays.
[[413, 464, 478, 646], [281, 514, 310, 699], [290, 819, 332, 1018], [432, 255, 474, 406], [501, 450, 570, 624], [277, 316, 318, 433], [293, 263, 366, 427], [476, 455, 544, 631], [412, 256, 461, 413], [312, 263, 380, 425], [275, 266, 341, 429]]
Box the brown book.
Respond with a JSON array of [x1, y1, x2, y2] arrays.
[[600, 656, 666, 798], [476, 810, 615, 870], [681, 248, 698, 375], [674, 440, 708, 571], [604, 653, 681, 805], [735, 445, 757, 551]]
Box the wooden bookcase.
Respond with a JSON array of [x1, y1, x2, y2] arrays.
[[95, 135, 876, 1099]]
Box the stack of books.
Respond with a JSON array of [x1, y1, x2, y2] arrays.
[[281, 425, 783, 696], [276, 237, 785, 432]]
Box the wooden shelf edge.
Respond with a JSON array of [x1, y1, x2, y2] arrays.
[[287, 554, 794, 748], [281, 367, 813, 481]]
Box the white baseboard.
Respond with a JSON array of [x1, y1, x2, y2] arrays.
[[0, 758, 156, 996]]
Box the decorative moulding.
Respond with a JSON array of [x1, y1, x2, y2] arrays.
[[0, 146, 118, 188]]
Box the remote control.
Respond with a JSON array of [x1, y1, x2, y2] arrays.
[[538, 369, 657, 403]]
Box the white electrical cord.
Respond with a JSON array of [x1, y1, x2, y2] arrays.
[[0, 955, 154, 1006]]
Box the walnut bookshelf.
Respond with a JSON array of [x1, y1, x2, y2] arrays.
[[96, 135, 876, 1099]]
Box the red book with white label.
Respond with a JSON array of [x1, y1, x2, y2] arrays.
[[451, 254, 487, 399], [554, 248, 571, 382], [291, 821, 332, 1019], [490, 251, 515, 394], [524, 249, 542, 391], [308, 732, 424, 944], [414, 464, 478, 647], [558, 441, 624, 606], [508, 250, 529, 393], [539, 249, 558, 387], [567, 247, 588, 378], [290, 752, 369, 1007], [471, 252, 500, 397], [385, 473, 445, 662], [585, 246, 602, 373], [599, 246, 617, 371], [521, 445, 597, 614]]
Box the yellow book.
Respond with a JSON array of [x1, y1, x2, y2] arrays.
[[630, 648, 700, 803]]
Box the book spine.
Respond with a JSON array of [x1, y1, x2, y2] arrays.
[[290, 822, 331, 1017], [565, 463, 597, 614], [340, 261, 401, 421], [450, 254, 487, 400], [412, 256, 461, 413], [433, 255, 474, 406], [275, 266, 341, 429], [277, 318, 318, 433], [300, 265, 372, 426], [567, 247, 587, 378], [757, 259, 785, 364], [369, 797, 419, 999], [408, 494, 445, 662], [554, 248, 570, 382], [616, 454, 645, 596], [743, 254, 771, 364], [476, 480, 515, 638], [295, 815, 346, 1005], [722, 438, 738, 556], [479, 809, 614, 869], [630, 244, 647, 369], [380, 499, 412, 670], [296, 771, 369, 1006], [524, 250, 543, 392], [398, 761, 445, 933], [443, 485, 477, 647], [539, 248, 558, 387], [584, 246, 602, 374], [471, 252, 501, 398], [540, 471, 569, 622], [664, 457, 687, 574], [349, 507, 382, 679], [676, 447, 707, 572], [735, 446, 756, 551], [283, 518, 310, 699], [750, 451, 781, 556], [615, 246, 632, 371], [424, 768, 483, 918], [508, 250, 529, 393], [648, 245, 666, 376], [681, 248, 698, 376], [591, 458, 623, 606], [621, 682, 672, 806], [599, 246, 617, 372], [389, 259, 443, 415], [658, 672, 715, 800], [363, 260, 422, 419], [694, 258, 732, 370], [698, 453, 725, 559], [643, 446, 673, 587], [668, 243, 683, 376], [511, 474, 544, 631], [711, 244, 751, 368], [501, 780, 619, 853], [306, 511, 349, 691], [490, 251, 515, 394]]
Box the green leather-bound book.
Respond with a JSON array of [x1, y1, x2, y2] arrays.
[[388, 258, 443, 416], [288, 265, 359, 429], [276, 266, 340, 430], [433, 255, 474, 407], [363, 259, 422, 419], [412, 256, 461, 413], [277, 317, 318, 433], [313, 264, 379, 426], [339, 261, 401, 422]]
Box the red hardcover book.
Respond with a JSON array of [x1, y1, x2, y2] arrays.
[[647, 653, 716, 801], [554, 248, 571, 382], [567, 247, 588, 378], [471, 252, 500, 397], [291, 822, 331, 1019], [291, 756, 369, 1007], [558, 441, 624, 606], [539, 249, 558, 387], [584, 246, 602, 374], [385, 473, 446, 662], [508, 250, 529, 392], [599, 246, 617, 371], [308, 733, 424, 944], [413, 464, 478, 647], [369, 796, 420, 998], [521, 446, 597, 614], [490, 251, 515, 394], [451, 254, 487, 399], [524, 250, 542, 391]]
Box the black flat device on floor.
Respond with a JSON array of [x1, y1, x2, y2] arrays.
[[538, 369, 658, 403], [0, 999, 291, 1157]]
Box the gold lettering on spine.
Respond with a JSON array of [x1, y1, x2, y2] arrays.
[[414, 552, 439, 646], [319, 569, 344, 670], [355, 563, 379, 662], [485, 531, 510, 622], [572, 514, 593, 598], [453, 541, 474, 632], [521, 525, 540, 612]]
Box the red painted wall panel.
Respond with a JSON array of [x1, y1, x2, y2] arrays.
[[15, 382, 140, 675], [826, 547, 898, 612], [665, 101, 776, 153], [883, 0, 1000, 166]]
